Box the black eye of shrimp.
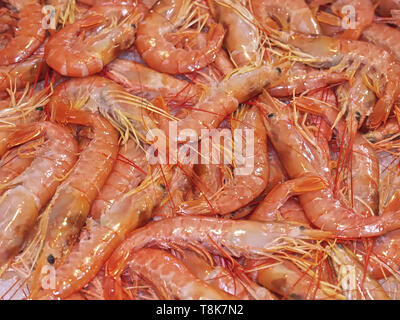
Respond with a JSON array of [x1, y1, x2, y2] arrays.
[[268, 113, 275, 119], [47, 254, 55, 265], [355, 111, 362, 122]]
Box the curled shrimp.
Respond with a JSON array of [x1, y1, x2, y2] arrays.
[[0, 45, 47, 92], [178, 106, 269, 216], [135, 0, 225, 74], [259, 93, 400, 238], [106, 216, 330, 278], [251, 0, 321, 35], [33, 165, 172, 299], [28, 109, 119, 298], [0, 0, 46, 65], [45, 5, 142, 77], [0, 121, 78, 274], [273, 31, 400, 128], [123, 248, 237, 300], [209, 0, 261, 67]]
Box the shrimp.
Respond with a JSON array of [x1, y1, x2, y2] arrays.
[[32, 166, 172, 299], [105, 59, 204, 107], [178, 106, 269, 215], [135, 0, 225, 74], [106, 216, 330, 278], [245, 258, 342, 300], [0, 0, 46, 65], [47, 76, 160, 142], [363, 23, 400, 62], [162, 64, 281, 144], [0, 121, 78, 274], [209, 0, 261, 67], [0, 45, 46, 92], [259, 93, 400, 238], [45, 5, 141, 77], [90, 139, 147, 220], [28, 109, 119, 297], [251, 0, 321, 35], [179, 250, 276, 300], [124, 248, 237, 300], [267, 63, 346, 97], [273, 31, 400, 128], [364, 118, 400, 143], [374, 0, 400, 17], [329, 244, 390, 300], [249, 175, 326, 222]]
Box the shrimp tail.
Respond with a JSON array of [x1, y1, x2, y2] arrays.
[[48, 102, 93, 126]]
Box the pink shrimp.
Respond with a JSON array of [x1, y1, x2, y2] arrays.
[[259, 93, 400, 238], [177, 106, 269, 215], [0, 121, 78, 274], [135, 0, 225, 74], [0, 0, 46, 65], [251, 0, 321, 35], [105, 59, 204, 107], [29, 109, 119, 298], [209, 0, 261, 66], [33, 165, 172, 299], [179, 249, 276, 300], [45, 5, 142, 77], [106, 216, 330, 278], [124, 248, 237, 300], [274, 31, 400, 129]]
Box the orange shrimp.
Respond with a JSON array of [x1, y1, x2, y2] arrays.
[[0, 0, 46, 65], [33, 166, 172, 299], [329, 244, 390, 300], [268, 63, 346, 97], [135, 0, 225, 74], [45, 5, 142, 77], [105, 59, 204, 107], [251, 0, 321, 35], [0, 45, 46, 92], [28, 109, 119, 298], [363, 23, 400, 62], [124, 248, 237, 300], [245, 258, 341, 300], [161, 64, 281, 144], [209, 0, 261, 67], [274, 31, 400, 128], [249, 175, 326, 222], [106, 216, 330, 278], [259, 93, 400, 238], [47, 76, 157, 141], [0, 121, 78, 274], [179, 250, 276, 300], [90, 139, 147, 220], [178, 106, 269, 216]]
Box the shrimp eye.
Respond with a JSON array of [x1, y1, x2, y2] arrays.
[[337, 243, 344, 249], [276, 67, 282, 74], [355, 111, 361, 122], [267, 113, 275, 119], [47, 254, 55, 265], [299, 225, 306, 231], [131, 24, 136, 29], [160, 183, 166, 190], [36, 106, 43, 111]]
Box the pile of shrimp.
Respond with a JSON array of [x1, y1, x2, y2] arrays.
[[0, 0, 400, 300]]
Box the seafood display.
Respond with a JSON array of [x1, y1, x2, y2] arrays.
[[1, 0, 400, 300]]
